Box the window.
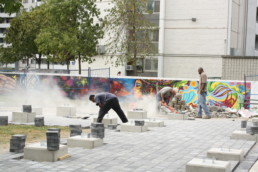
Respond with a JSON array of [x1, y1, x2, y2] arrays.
[[6, 18, 12, 23], [31, 59, 36, 64], [148, 30, 159, 42], [22, 59, 27, 64], [154, 1, 160, 13], [144, 57, 158, 71], [147, 0, 160, 13], [0, 38, 3, 43], [136, 58, 143, 70], [23, 0, 28, 3], [0, 28, 6, 33], [255, 35, 258, 50]]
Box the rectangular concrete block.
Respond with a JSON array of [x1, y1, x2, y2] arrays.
[[186, 158, 231, 172], [32, 108, 43, 116], [67, 136, 103, 149], [127, 110, 147, 119], [24, 143, 68, 162], [93, 117, 117, 127], [207, 148, 244, 162], [120, 124, 148, 132], [12, 112, 36, 123], [145, 121, 165, 127], [230, 130, 258, 141], [23, 105, 32, 113], [252, 118, 258, 122], [0, 116, 8, 125], [56, 106, 76, 117], [167, 113, 187, 120]]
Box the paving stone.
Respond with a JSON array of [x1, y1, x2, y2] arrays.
[[1, 118, 258, 171]]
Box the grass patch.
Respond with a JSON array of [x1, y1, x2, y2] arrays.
[[0, 124, 89, 154]]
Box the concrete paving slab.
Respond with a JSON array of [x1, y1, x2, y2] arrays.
[[24, 143, 68, 162]]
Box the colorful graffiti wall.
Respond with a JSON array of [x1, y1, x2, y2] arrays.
[[0, 73, 251, 109]]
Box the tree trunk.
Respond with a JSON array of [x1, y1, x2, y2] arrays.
[[47, 61, 50, 69], [78, 53, 81, 75], [132, 2, 137, 76], [66, 60, 70, 74], [38, 53, 42, 69]]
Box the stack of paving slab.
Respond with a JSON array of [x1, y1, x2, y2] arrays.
[[46, 130, 60, 151], [10, 134, 26, 153], [93, 117, 117, 128], [0, 116, 8, 126], [91, 123, 105, 139], [24, 128, 68, 162], [69, 125, 82, 137], [34, 117, 44, 127], [120, 120, 148, 132], [12, 105, 36, 123], [56, 106, 76, 117], [107, 124, 118, 130], [127, 109, 147, 119], [231, 119, 258, 141]]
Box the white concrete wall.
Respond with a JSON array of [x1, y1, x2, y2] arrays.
[[162, 0, 228, 79], [164, 0, 229, 55], [245, 0, 257, 56], [163, 56, 222, 79], [75, 56, 125, 77]]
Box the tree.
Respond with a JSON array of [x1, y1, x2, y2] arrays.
[[103, 0, 158, 76], [0, 46, 23, 65], [3, 6, 48, 69], [0, 0, 22, 14], [35, 0, 103, 74]]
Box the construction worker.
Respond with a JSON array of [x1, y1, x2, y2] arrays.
[[156, 87, 178, 110], [89, 92, 128, 123], [196, 67, 211, 119]]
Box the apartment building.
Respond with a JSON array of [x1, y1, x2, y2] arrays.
[[2, 0, 258, 79], [84, 0, 258, 79]]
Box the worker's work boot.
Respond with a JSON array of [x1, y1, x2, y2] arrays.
[[202, 115, 211, 119]]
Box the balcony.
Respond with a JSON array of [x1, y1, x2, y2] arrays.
[[0, 23, 10, 28], [0, 13, 16, 18]]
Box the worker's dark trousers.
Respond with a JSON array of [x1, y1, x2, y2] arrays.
[[97, 97, 128, 123]]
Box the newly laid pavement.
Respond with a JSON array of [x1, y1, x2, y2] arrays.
[[1, 116, 258, 172]]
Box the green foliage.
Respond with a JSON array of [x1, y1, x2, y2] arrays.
[[0, 46, 22, 64], [35, 0, 103, 64], [4, 7, 46, 59], [103, 0, 158, 67], [0, 0, 22, 14], [0, 0, 103, 72]]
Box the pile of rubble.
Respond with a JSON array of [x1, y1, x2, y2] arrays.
[[170, 94, 190, 111], [160, 94, 240, 118]]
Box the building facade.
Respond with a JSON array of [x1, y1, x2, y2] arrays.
[[90, 0, 258, 79], [1, 0, 258, 79]]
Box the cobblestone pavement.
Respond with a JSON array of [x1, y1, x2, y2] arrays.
[[1, 117, 258, 172]]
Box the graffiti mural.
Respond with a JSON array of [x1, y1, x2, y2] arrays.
[[53, 76, 89, 99], [0, 73, 251, 109]]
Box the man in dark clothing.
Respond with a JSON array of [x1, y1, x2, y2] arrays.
[[89, 92, 128, 123]]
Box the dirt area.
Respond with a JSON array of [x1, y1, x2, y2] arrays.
[[0, 124, 89, 154]]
